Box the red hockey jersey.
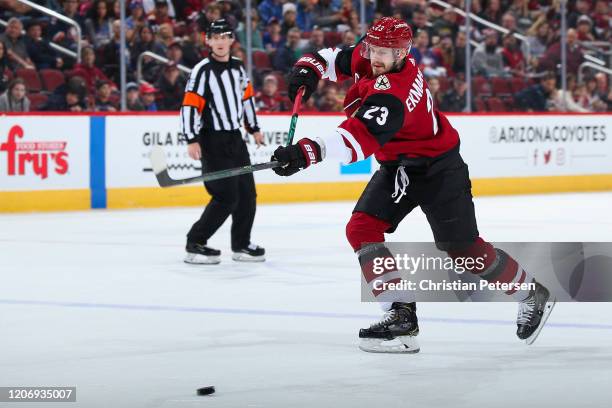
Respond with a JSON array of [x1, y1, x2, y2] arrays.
[[317, 43, 459, 163]]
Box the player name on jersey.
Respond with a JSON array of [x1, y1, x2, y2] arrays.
[[405, 70, 425, 113]]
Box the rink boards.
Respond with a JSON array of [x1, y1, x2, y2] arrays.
[[1, 112, 611, 212]]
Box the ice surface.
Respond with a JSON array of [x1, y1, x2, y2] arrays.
[[1, 193, 612, 407]]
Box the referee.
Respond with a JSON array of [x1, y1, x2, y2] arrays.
[[180, 19, 265, 265]]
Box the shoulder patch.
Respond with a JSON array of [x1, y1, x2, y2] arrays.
[[374, 75, 391, 91]]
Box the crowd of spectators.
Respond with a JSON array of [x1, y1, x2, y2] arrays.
[[0, 0, 610, 113]]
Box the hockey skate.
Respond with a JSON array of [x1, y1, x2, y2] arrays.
[[516, 280, 556, 345], [184, 242, 221, 265], [359, 302, 420, 353], [232, 244, 265, 262]]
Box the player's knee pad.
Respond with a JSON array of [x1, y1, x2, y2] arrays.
[[346, 212, 392, 251]]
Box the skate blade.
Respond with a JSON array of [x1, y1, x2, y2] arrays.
[[525, 298, 556, 345], [358, 336, 420, 354], [184, 253, 221, 265], [232, 253, 265, 262]]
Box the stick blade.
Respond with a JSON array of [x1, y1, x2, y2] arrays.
[[149, 146, 178, 187], [150, 145, 168, 175]]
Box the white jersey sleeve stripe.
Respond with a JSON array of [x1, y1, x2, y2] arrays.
[[337, 127, 365, 162]]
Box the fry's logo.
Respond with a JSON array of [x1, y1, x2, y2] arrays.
[[0, 125, 69, 179]]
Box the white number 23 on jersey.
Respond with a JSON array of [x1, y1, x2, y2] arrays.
[[362, 106, 389, 125]]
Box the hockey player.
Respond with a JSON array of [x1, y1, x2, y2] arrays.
[[180, 19, 265, 264], [272, 17, 555, 353]]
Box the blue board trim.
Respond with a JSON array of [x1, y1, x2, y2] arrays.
[[89, 117, 106, 209]]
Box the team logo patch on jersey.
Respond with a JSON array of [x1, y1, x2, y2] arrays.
[[374, 75, 391, 91]]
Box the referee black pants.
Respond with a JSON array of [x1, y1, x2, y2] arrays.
[[187, 130, 256, 250]]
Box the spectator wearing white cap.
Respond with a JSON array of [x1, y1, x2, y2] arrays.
[[281, 2, 299, 36]]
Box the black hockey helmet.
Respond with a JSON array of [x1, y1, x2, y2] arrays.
[[206, 19, 233, 38]]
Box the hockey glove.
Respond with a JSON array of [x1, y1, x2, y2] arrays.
[[272, 138, 322, 176], [288, 54, 325, 103]]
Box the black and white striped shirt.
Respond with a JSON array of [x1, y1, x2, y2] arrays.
[[180, 56, 259, 142]]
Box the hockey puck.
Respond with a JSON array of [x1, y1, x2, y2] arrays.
[[196, 386, 215, 396]]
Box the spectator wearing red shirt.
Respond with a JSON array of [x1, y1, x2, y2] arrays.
[[539, 28, 584, 75], [255, 74, 290, 112], [576, 15, 595, 41], [184, 0, 213, 20], [501, 32, 525, 76], [72, 46, 116, 93]]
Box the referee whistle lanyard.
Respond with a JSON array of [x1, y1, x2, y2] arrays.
[[391, 166, 410, 204]]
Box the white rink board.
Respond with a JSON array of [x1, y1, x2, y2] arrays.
[[0, 116, 90, 191], [450, 114, 612, 178], [105, 116, 187, 188], [105, 114, 612, 188], [104, 115, 373, 188]]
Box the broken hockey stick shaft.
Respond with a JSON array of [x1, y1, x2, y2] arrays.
[[150, 88, 306, 187]]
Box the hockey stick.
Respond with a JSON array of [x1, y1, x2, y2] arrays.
[[150, 87, 305, 188], [286, 86, 305, 145], [150, 147, 281, 186]]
